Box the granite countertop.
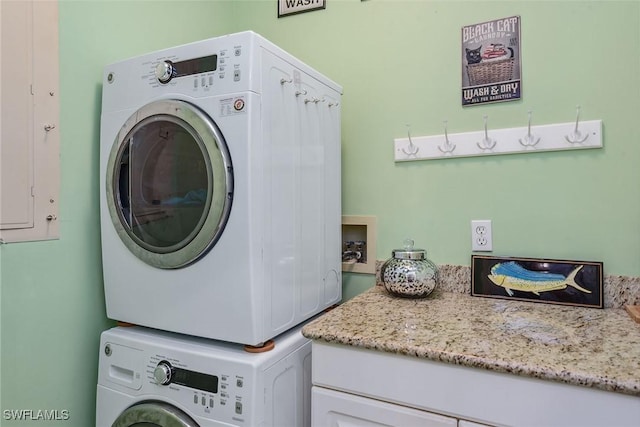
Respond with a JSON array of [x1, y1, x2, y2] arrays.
[[302, 286, 640, 397]]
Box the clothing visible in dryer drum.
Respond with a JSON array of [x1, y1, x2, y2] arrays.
[[117, 119, 211, 250]]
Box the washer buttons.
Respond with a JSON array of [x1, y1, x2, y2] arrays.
[[235, 48, 241, 56], [233, 70, 241, 82], [236, 378, 243, 388], [235, 402, 243, 414]]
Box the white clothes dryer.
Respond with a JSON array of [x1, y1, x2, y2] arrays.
[[100, 31, 342, 346], [95, 324, 312, 427]]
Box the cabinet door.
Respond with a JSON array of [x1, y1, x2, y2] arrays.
[[1, 0, 35, 231], [312, 387, 457, 427]]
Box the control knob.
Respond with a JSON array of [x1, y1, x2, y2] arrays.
[[155, 60, 176, 84], [154, 361, 173, 385]]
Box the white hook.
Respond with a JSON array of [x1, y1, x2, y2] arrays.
[[476, 115, 496, 150], [402, 125, 419, 157], [438, 120, 456, 154], [280, 77, 292, 85], [519, 110, 540, 147], [565, 105, 589, 144]]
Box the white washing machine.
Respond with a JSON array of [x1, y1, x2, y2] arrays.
[[99, 31, 342, 346], [96, 324, 312, 427], [96, 326, 311, 427]]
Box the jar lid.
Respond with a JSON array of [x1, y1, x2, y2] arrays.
[[391, 239, 426, 260]]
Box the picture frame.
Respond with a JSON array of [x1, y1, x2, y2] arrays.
[[278, 0, 326, 18], [471, 255, 603, 308], [461, 15, 522, 106]]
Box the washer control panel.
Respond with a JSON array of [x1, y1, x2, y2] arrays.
[[146, 355, 249, 423], [152, 360, 219, 393]]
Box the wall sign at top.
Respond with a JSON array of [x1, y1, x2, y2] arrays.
[[461, 15, 521, 106], [278, 0, 326, 17]]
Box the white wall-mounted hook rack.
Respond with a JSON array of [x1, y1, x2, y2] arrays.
[[394, 117, 602, 162]]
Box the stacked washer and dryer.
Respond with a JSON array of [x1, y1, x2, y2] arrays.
[[96, 31, 342, 427]]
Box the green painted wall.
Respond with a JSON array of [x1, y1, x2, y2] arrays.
[[1, 1, 638, 426]]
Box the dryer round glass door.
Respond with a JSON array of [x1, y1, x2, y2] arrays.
[[106, 99, 233, 269], [112, 402, 199, 427]]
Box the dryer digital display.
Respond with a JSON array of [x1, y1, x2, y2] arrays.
[[174, 55, 218, 77]]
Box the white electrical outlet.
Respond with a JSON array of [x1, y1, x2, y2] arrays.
[[471, 220, 492, 251]]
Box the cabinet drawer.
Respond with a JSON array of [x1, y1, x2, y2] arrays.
[[312, 386, 457, 427]]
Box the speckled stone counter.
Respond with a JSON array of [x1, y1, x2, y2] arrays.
[[302, 286, 640, 397]]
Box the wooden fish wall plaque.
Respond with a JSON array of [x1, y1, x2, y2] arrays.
[[471, 255, 603, 308]]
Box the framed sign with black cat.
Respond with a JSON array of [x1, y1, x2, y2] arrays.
[[462, 16, 521, 106]]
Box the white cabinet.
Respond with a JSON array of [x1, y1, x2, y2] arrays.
[[313, 386, 457, 427], [311, 341, 640, 427]]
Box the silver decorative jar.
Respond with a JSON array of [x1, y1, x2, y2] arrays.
[[381, 239, 438, 298]]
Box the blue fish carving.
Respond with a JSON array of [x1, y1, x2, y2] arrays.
[[488, 262, 591, 297]]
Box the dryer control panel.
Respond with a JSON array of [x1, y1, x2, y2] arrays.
[[141, 42, 247, 94], [154, 55, 218, 84]]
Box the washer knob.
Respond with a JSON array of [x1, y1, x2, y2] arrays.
[[154, 361, 173, 385], [155, 61, 176, 84]]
